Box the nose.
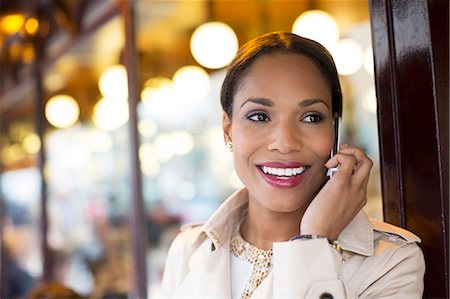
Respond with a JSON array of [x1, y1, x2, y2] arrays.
[[267, 122, 303, 154]]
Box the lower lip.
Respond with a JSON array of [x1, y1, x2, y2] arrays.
[[258, 168, 308, 189]]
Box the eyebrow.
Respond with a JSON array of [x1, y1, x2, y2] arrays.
[[298, 98, 330, 109], [240, 98, 273, 108], [240, 97, 330, 109]]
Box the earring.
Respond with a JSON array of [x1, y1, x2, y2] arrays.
[[226, 141, 233, 152]]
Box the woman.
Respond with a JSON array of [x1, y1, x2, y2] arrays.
[[160, 32, 424, 298]]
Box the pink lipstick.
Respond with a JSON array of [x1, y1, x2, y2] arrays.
[[257, 162, 309, 189]]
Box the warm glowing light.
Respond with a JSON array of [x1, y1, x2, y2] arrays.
[[141, 77, 176, 118], [45, 95, 80, 128], [154, 134, 174, 162], [92, 98, 129, 131], [22, 43, 35, 64], [171, 130, 194, 156], [3, 144, 26, 163], [364, 46, 374, 75], [332, 38, 364, 76], [138, 119, 158, 138], [362, 88, 377, 113], [141, 77, 172, 105], [172, 65, 210, 103], [98, 65, 128, 100], [44, 73, 66, 92], [25, 18, 39, 35], [139, 143, 160, 176], [22, 133, 41, 154], [10, 40, 21, 60], [292, 10, 339, 50], [1, 14, 25, 35], [152, 130, 194, 162], [141, 161, 160, 177], [88, 129, 113, 152], [190, 22, 238, 69], [139, 143, 156, 165]]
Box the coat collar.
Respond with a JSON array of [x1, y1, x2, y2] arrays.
[[202, 188, 249, 250], [201, 188, 375, 256]]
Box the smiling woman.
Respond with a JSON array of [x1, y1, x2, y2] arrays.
[[159, 32, 425, 299]]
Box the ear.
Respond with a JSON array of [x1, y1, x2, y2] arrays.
[[222, 111, 232, 144]]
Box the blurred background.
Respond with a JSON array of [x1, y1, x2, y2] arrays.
[[0, 0, 381, 297]]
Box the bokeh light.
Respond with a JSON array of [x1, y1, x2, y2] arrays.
[[362, 88, 377, 113], [364, 46, 375, 75], [332, 38, 364, 76], [22, 133, 41, 154], [92, 97, 129, 131], [98, 64, 128, 100], [190, 22, 238, 69], [45, 95, 80, 128], [172, 65, 210, 104], [0, 14, 25, 35], [25, 18, 39, 35], [292, 10, 339, 50]]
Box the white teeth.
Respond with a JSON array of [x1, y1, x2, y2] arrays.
[[261, 166, 307, 177]]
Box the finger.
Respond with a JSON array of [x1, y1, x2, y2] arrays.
[[339, 145, 368, 163], [351, 157, 373, 187], [338, 145, 373, 174], [329, 152, 357, 177], [339, 146, 373, 184]]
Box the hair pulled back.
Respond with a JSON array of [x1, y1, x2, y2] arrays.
[[220, 31, 342, 118]]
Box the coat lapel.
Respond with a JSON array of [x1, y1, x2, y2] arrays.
[[250, 271, 274, 298], [175, 240, 232, 298]]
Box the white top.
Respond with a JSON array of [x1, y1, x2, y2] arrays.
[[230, 253, 251, 299]]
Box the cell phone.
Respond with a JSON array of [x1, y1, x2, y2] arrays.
[[326, 116, 341, 178]]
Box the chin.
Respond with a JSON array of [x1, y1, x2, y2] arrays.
[[253, 187, 314, 214]]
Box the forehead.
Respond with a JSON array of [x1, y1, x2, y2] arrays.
[[236, 53, 331, 101]]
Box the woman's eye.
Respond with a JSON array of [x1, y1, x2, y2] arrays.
[[302, 114, 323, 123], [247, 112, 270, 122]]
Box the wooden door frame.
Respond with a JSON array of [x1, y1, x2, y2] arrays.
[[369, 0, 449, 298]]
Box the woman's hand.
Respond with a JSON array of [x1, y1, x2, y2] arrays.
[[300, 144, 373, 241]]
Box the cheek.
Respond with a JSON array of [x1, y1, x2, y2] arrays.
[[308, 131, 334, 160], [231, 124, 256, 151]]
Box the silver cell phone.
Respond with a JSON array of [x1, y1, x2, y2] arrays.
[[326, 116, 341, 178]]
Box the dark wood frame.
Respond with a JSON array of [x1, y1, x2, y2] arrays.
[[369, 0, 449, 298]]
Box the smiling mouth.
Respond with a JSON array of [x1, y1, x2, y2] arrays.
[[256, 164, 310, 188], [258, 165, 309, 178]]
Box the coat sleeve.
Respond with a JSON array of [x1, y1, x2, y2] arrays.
[[358, 242, 425, 298], [272, 237, 425, 298], [272, 238, 347, 298]]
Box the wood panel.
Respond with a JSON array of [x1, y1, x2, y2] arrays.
[[369, 0, 449, 298]]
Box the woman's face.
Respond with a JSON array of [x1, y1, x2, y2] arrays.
[[223, 53, 334, 214]]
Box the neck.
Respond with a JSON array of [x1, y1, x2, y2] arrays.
[[240, 199, 306, 251]]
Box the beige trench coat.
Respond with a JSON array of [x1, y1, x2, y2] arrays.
[[160, 189, 425, 298]]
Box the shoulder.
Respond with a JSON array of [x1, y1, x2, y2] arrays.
[[164, 222, 206, 277], [170, 221, 205, 250], [370, 218, 421, 244], [367, 218, 424, 272], [343, 219, 425, 297]]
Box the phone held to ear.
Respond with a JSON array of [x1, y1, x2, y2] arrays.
[[326, 116, 341, 178]]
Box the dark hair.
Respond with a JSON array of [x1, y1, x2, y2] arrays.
[[220, 31, 342, 118]]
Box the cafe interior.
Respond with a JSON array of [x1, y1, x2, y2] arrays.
[[0, 0, 381, 297]]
